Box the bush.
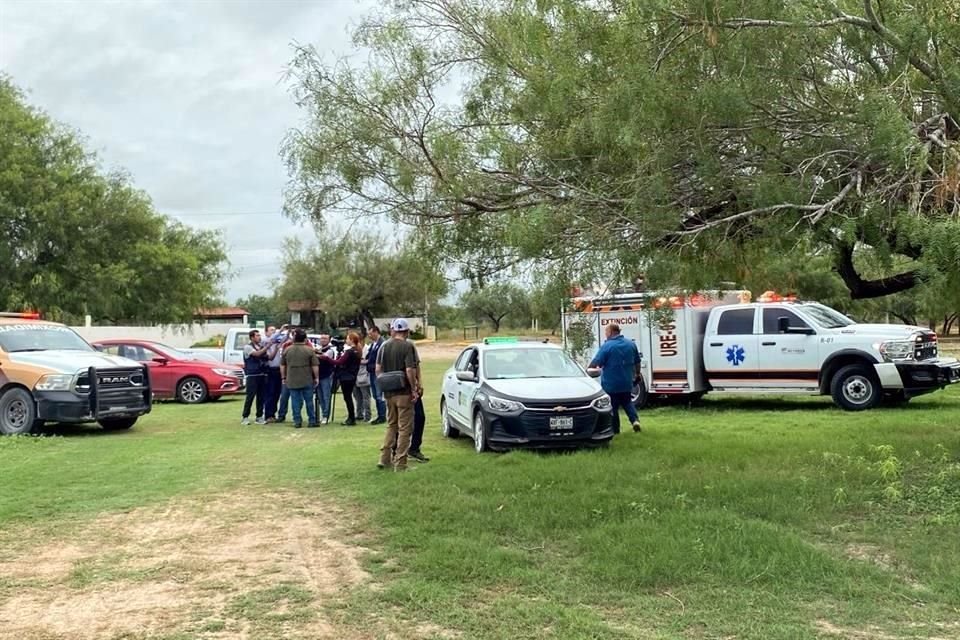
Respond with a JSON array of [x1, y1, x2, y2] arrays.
[[191, 335, 225, 348]]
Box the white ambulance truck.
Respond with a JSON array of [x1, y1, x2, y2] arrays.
[[562, 291, 960, 411]]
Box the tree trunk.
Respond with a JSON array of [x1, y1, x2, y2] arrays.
[[889, 311, 917, 326], [359, 308, 377, 336], [834, 244, 920, 299], [942, 313, 958, 336]]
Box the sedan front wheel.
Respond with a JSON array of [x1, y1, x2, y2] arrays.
[[177, 377, 209, 404], [473, 410, 489, 454]]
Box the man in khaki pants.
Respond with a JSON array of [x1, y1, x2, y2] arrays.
[[376, 319, 421, 471]]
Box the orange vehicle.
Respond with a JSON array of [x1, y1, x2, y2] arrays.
[[0, 313, 152, 434]]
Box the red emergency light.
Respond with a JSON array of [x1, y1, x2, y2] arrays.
[[0, 311, 41, 319]]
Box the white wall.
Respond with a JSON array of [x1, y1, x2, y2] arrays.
[[72, 323, 240, 348]]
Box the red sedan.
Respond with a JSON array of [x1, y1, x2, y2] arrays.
[[93, 340, 244, 404]]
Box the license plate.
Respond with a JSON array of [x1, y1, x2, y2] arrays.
[[549, 416, 574, 430]]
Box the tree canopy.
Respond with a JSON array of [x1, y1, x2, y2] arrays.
[[283, 0, 960, 302], [0, 77, 226, 323], [277, 232, 448, 330], [460, 282, 531, 332]]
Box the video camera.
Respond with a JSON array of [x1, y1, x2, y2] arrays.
[[329, 336, 346, 355]]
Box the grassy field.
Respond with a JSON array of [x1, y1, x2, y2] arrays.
[[2, 360, 960, 639]]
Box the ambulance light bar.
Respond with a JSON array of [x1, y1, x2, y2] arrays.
[[755, 291, 798, 303], [0, 312, 41, 319]]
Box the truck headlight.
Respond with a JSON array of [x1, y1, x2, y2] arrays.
[[485, 395, 524, 413], [34, 374, 75, 392], [591, 394, 613, 411], [878, 340, 915, 362]]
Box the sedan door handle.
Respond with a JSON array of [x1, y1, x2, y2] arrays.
[[709, 342, 723, 347], [762, 341, 777, 346]]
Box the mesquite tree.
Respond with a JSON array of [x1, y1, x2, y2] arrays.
[[283, 0, 960, 300]]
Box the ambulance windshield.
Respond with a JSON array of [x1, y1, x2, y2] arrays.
[[0, 325, 94, 353], [484, 348, 585, 380], [799, 304, 855, 329]]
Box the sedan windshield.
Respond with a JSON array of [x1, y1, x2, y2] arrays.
[[799, 303, 855, 329], [0, 325, 94, 353], [484, 348, 585, 380]]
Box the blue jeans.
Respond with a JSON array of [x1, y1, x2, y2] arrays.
[[317, 376, 334, 419], [607, 391, 639, 433], [277, 384, 290, 420], [608, 391, 638, 435], [289, 386, 316, 426], [368, 372, 386, 420]]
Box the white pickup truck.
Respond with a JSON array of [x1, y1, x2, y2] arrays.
[[184, 328, 324, 365], [563, 291, 960, 410]]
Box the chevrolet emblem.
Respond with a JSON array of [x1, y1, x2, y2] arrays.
[[553, 406, 567, 412]]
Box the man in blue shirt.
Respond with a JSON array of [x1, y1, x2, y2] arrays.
[[589, 323, 642, 434]]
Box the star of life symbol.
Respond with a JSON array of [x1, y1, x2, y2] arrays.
[[726, 345, 746, 366]]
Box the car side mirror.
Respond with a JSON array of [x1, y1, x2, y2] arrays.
[[779, 317, 815, 336], [152, 357, 169, 365], [455, 370, 477, 382], [586, 367, 601, 378]]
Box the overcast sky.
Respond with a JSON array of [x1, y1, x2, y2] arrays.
[[0, 0, 380, 302]]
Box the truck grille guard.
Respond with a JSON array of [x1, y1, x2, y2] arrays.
[[86, 366, 152, 419]]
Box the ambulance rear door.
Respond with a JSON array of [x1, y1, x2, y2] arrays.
[[597, 310, 651, 387], [649, 306, 692, 396]]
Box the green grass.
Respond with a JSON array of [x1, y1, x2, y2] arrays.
[[2, 361, 960, 639]]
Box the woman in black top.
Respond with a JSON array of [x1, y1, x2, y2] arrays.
[[333, 331, 362, 425]]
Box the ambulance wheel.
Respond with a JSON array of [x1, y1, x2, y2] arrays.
[[0, 388, 40, 435], [831, 365, 881, 411], [632, 379, 649, 410]]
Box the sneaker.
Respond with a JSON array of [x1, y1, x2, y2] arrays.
[[293, 423, 302, 429], [632, 421, 642, 433], [342, 419, 356, 426], [371, 417, 386, 425], [276, 417, 286, 424], [408, 450, 430, 463], [377, 462, 387, 470], [241, 418, 251, 426], [255, 417, 267, 425], [265, 417, 276, 424], [321, 418, 329, 425]]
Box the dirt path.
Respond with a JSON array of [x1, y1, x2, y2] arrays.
[[0, 491, 377, 639]]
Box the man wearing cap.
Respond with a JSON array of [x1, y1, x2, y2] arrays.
[[375, 318, 420, 471]]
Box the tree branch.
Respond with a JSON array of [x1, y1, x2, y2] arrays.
[[834, 243, 920, 299]]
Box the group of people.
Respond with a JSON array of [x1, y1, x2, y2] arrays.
[[240, 319, 429, 470]]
